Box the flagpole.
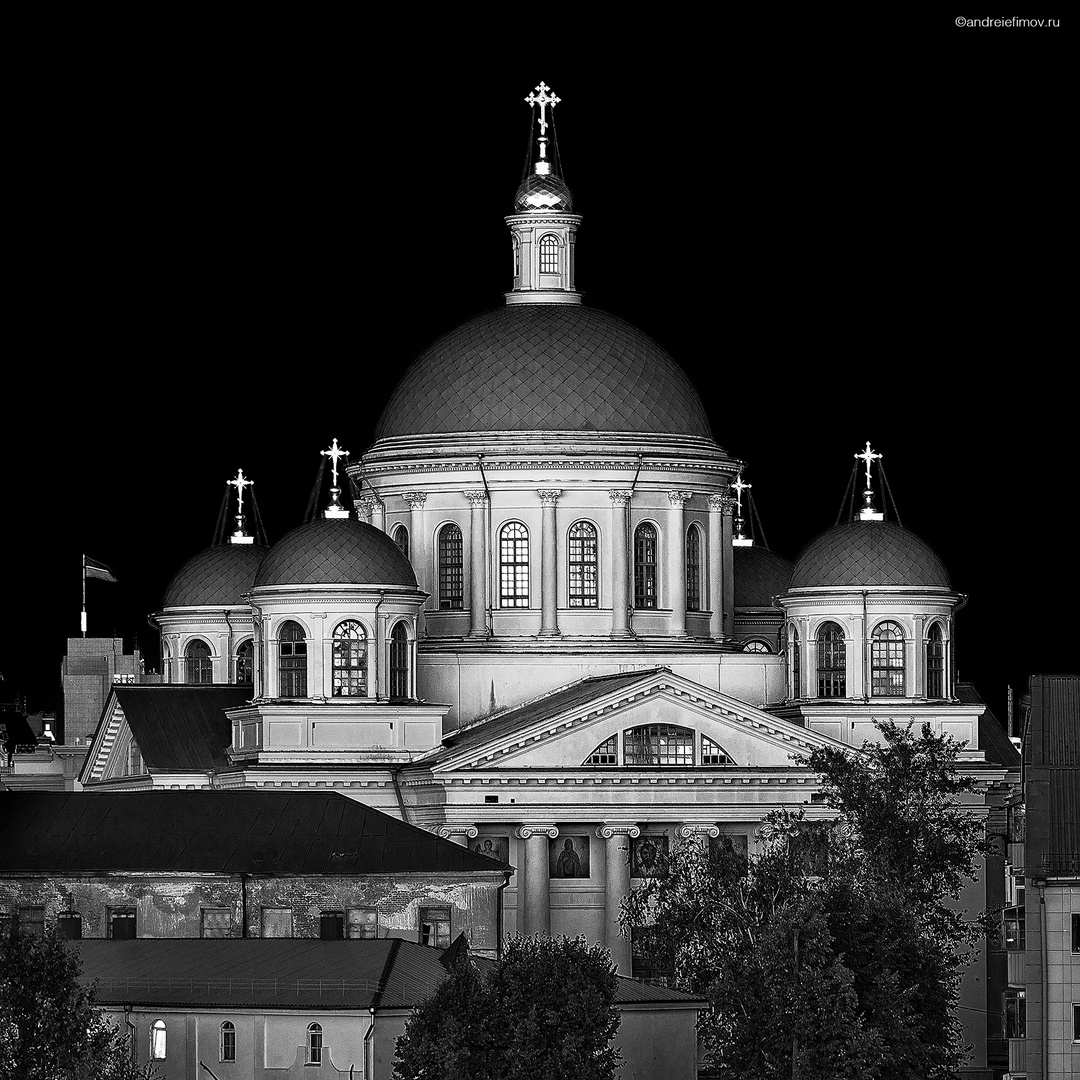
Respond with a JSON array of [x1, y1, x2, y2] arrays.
[[81, 554, 87, 637]]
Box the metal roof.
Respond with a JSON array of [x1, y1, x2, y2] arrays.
[[0, 790, 511, 876], [113, 685, 246, 772], [955, 682, 1020, 769], [733, 545, 793, 608], [162, 543, 269, 608]]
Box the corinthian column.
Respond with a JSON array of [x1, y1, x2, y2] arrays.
[[516, 824, 558, 936], [609, 491, 632, 638], [718, 494, 736, 638], [667, 492, 692, 637], [596, 822, 640, 974], [707, 495, 725, 640], [537, 490, 561, 637], [464, 491, 489, 639], [403, 492, 428, 634], [358, 493, 386, 532]]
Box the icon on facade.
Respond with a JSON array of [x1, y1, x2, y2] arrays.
[[549, 835, 590, 878], [631, 834, 669, 877]]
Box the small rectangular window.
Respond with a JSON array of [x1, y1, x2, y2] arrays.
[[57, 913, 82, 940], [1074, 1002, 1080, 1041], [108, 907, 136, 940], [1073, 913, 1080, 952], [201, 908, 234, 939], [1002, 906, 1026, 951], [347, 908, 378, 940], [17, 907, 45, 936], [420, 907, 451, 949], [320, 911, 345, 940], [1003, 987, 1026, 1039], [260, 907, 293, 938]]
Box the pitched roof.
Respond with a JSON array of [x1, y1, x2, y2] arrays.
[[440, 669, 663, 758], [113, 685, 245, 772], [0, 790, 511, 876], [955, 682, 1020, 768], [77, 938, 705, 1010]]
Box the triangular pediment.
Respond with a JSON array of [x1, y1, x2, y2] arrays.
[[432, 669, 852, 772]]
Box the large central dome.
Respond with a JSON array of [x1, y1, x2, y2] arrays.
[[374, 305, 713, 441]]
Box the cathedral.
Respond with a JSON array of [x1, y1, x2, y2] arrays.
[[52, 83, 1020, 1078]]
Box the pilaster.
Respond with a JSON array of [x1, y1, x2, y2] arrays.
[[609, 491, 632, 638], [667, 492, 692, 637], [465, 492, 489, 638], [538, 489, 562, 637]]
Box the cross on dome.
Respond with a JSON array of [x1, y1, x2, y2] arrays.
[[321, 438, 350, 518], [227, 468, 255, 544], [525, 81, 560, 173], [321, 438, 349, 489], [855, 441, 882, 489], [854, 441, 884, 521], [731, 474, 753, 546]]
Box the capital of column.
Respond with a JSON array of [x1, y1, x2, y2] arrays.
[[667, 490, 693, 508], [464, 491, 488, 508], [537, 489, 562, 506], [516, 823, 559, 840], [402, 491, 427, 510], [595, 822, 641, 840], [708, 493, 736, 514], [358, 493, 384, 515], [436, 824, 478, 841], [676, 822, 721, 839], [608, 489, 632, 507]]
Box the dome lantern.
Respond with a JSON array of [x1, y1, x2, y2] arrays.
[[505, 81, 583, 306]]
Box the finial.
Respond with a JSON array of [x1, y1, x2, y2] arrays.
[[731, 475, 754, 546], [321, 438, 350, 518], [854, 442, 884, 521], [525, 81, 561, 176], [227, 468, 255, 544]]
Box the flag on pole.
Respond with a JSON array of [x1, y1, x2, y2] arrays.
[[84, 556, 117, 583]]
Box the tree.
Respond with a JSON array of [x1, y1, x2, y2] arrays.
[[620, 721, 990, 1080], [394, 935, 621, 1080], [0, 924, 157, 1080]]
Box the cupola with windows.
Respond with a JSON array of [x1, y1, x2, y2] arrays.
[[153, 469, 268, 686]]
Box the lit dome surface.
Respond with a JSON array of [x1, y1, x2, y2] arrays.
[[163, 544, 269, 607]]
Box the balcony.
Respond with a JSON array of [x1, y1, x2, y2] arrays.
[[1008, 1036, 1026, 1073]]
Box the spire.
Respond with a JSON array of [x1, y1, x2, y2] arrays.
[[731, 475, 753, 546], [321, 438, 351, 519], [505, 81, 582, 306], [854, 441, 884, 521], [227, 469, 255, 544]]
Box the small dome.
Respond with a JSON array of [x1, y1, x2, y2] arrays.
[[163, 544, 269, 607], [734, 546, 794, 608], [514, 172, 574, 213], [374, 305, 713, 441], [255, 517, 416, 589], [789, 521, 950, 590]]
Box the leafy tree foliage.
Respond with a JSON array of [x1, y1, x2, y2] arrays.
[[0, 924, 157, 1080], [394, 935, 620, 1080], [621, 721, 990, 1080]]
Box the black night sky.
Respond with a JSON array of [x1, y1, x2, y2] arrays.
[[3, 27, 1070, 734]]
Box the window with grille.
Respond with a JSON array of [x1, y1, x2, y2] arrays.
[[686, 525, 702, 611], [420, 907, 451, 948], [57, 913, 82, 940], [348, 908, 378, 939], [307, 1023, 323, 1065], [108, 907, 136, 940], [871, 621, 905, 696], [390, 623, 409, 700], [1002, 905, 1025, 951], [624, 725, 695, 767], [320, 911, 345, 940], [539, 234, 559, 273], [201, 909, 233, 939], [701, 736, 733, 765], [742, 640, 770, 653], [438, 524, 464, 610], [568, 521, 598, 607], [17, 907, 44, 936], [817, 623, 846, 698], [150, 1020, 167, 1060], [499, 523, 530, 607], [186, 640, 212, 684], [583, 734, 618, 766], [926, 623, 945, 698], [220, 1022, 235, 1063], [634, 524, 658, 609], [236, 639, 253, 685], [278, 622, 307, 698], [791, 626, 801, 698], [332, 621, 366, 697], [392, 523, 409, 559]]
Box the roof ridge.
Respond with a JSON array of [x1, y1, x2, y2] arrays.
[[371, 937, 402, 1010]]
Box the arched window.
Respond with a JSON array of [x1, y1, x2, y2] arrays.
[[741, 640, 770, 654], [791, 626, 801, 698], [307, 1023, 323, 1065], [583, 734, 618, 766], [499, 523, 529, 607], [686, 525, 702, 612], [624, 724, 695, 767], [332, 621, 366, 697], [926, 623, 945, 698], [438, 524, 464, 610], [220, 1021, 235, 1062], [390, 623, 409, 700], [392, 523, 409, 559], [701, 735, 733, 765], [186, 640, 212, 684], [568, 521, 599, 608], [539, 234, 559, 273], [872, 621, 905, 696], [235, 639, 253, 685], [817, 623, 846, 698], [278, 621, 307, 698], [150, 1020, 167, 1060], [634, 524, 658, 609]]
